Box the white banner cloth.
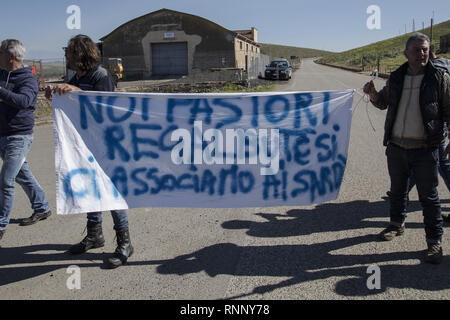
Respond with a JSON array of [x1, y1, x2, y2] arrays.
[[52, 90, 354, 214]]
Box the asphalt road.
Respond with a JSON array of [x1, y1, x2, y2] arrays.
[[1, 58, 449, 300]]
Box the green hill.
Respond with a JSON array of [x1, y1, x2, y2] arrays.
[[260, 43, 332, 61], [317, 19, 450, 73]]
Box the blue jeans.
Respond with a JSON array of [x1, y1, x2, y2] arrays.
[[387, 144, 443, 244], [0, 135, 50, 230], [87, 210, 128, 230], [408, 139, 450, 192]]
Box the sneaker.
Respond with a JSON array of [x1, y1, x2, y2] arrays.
[[442, 213, 450, 223], [378, 224, 405, 241], [20, 210, 52, 226], [425, 243, 443, 264]]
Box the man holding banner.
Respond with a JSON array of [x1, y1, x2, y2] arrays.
[[46, 35, 133, 269], [363, 32, 450, 264]]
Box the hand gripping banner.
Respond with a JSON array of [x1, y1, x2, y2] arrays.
[[52, 90, 354, 214]]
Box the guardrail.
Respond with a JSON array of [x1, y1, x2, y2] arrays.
[[313, 60, 390, 79]]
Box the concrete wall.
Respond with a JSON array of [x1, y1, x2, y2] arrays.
[[248, 54, 270, 79], [184, 68, 244, 82]]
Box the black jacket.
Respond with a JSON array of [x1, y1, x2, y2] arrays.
[[374, 61, 448, 147]]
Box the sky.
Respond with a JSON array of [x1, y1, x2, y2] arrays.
[[1, 0, 449, 60]]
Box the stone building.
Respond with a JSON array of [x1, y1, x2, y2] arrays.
[[100, 8, 265, 80]]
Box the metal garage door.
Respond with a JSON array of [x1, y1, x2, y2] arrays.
[[151, 42, 188, 75]]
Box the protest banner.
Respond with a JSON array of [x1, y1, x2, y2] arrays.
[[52, 90, 354, 214]]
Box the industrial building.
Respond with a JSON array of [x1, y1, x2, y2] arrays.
[[100, 8, 267, 80]]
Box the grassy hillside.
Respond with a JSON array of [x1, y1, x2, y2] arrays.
[[23, 60, 65, 80], [317, 19, 450, 73], [260, 43, 332, 61]]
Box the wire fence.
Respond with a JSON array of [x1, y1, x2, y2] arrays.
[[25, 58, 66, 84], [27, 53, 282, 86], [248, 54, 270, 79]]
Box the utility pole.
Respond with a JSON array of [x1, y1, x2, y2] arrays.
[[430, 11, 435, 43], [413, 19, 415, 32], [39, 60, 46, 91], [377, 55, 380, 75], [430, 18, 434, 44]]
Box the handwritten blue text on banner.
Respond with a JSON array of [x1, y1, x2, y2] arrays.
[[53, 90, 354, 214]]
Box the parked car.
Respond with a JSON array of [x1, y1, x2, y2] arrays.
[[264, 59, 292, 80]]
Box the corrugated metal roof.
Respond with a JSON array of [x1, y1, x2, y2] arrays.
[[100, 8, 259, 46]]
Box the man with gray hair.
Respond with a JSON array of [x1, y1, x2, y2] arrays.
[[363, 33, 450, 264], [0, 39, 51, 241], [363, 32, 450, 264]]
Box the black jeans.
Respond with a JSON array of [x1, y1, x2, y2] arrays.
[[408, 139, 450, 192], [386, 144, 443, 244]]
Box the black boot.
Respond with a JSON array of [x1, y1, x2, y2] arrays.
[[68, 221, 105, 254], [104, 228, 134, 269]]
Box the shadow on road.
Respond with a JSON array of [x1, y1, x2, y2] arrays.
[[0, 244, 106, 286], [221, 197, 439, 238], [156, 240, 450, 298], [156, 199, 450, 298], [1, 198, 449, 298]]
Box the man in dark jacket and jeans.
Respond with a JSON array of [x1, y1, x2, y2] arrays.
[[407, 45, 450, 223], [363, 33, 450, 264], [0, 39, 51, 241]]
